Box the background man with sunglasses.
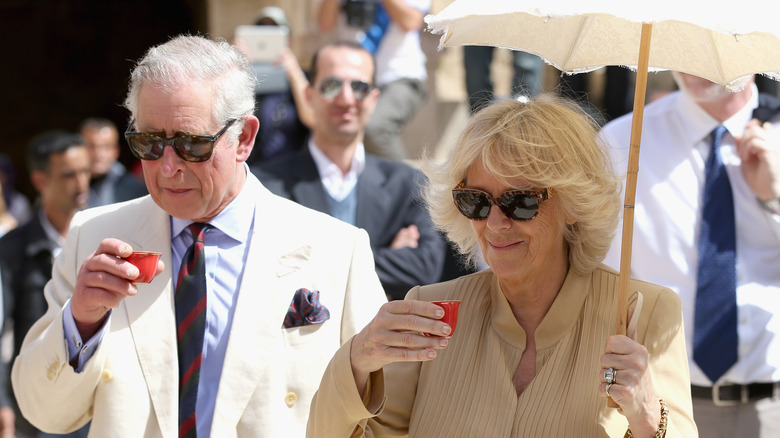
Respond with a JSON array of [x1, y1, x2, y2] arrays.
[[11, 35, 387, 438], [316, 0, 430, 162], [252, 41, 446, 301]]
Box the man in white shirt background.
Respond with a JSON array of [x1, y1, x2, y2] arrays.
[[601, 72, 780, 437]]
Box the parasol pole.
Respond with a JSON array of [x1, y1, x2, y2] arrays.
[[616, 22, 653, 335], [608, 21, 653, 410]]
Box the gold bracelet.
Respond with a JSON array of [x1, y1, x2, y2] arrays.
[[625, 397, 668, 438]]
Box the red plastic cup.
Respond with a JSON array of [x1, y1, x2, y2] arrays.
[[424, 300, 461, 338], [124, 251, 162, 284]]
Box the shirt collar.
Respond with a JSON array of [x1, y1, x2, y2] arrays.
[[170, 163, 256, 242], [489, 267, 590, 351], [308, 139, 366, 200], [725, 82, 760, 137], [676, 82, 760, 144], [38, 207, 66, 255], [308, 139, 366, 178]]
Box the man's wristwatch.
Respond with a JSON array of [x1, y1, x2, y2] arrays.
[[759, 197, 780, 214]]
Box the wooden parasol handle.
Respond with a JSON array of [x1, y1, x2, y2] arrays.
[[609, 22, 653, 409]]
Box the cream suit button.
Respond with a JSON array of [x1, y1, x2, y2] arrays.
[[285, 392, 298, 407], [101, 369, 113, 382]]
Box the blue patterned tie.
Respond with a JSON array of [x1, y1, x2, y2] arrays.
[[175, 223, 208, 437], [694, 125, 738, 383]]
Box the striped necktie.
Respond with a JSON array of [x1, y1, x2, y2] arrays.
[[175, 223, 208, 437], [693, 125, 738, 383]]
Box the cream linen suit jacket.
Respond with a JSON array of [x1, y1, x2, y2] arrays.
[[12, 177, 387, 437]]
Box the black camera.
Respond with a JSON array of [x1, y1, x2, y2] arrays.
[[344, 0, 376, 29]]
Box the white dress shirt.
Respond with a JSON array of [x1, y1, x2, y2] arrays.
[[601, 84, 780, 387], [308, 139, 366, 201]]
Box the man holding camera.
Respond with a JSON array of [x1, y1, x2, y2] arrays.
[[317, 0, 430, 162]]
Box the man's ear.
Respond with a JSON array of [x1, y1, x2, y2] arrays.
[[363, 86, 381, 114], [30, 170, 48, 194], [235, 115, 260, 162], [369, 86, 381, 103]]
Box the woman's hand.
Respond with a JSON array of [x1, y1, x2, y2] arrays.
[[599, 335, 661, 437], [350, 300, 451, 394]]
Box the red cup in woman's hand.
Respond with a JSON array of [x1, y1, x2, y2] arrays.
[[424, 300, 461, 338]]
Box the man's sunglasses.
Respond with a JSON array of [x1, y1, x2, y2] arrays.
[[316, 77, 373, 100], [452, 181, 555, 222], [124, 118, 236, 163]]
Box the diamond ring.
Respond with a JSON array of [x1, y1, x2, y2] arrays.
[[603, 367, 617, 384]]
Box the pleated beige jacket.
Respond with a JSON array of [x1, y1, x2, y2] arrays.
[[307, 266, 698, 437]]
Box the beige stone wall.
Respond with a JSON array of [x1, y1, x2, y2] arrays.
[[207, 0, 328, 70]]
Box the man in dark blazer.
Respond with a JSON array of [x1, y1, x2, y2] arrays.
[[0, 130, 91, 438], [252, 41, 446, 300]]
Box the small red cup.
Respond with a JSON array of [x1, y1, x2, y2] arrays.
[[124, 251, 162, 284], [424, 300, 461, 338]]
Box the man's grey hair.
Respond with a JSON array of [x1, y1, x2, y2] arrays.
[[123, 34, 256, 134]]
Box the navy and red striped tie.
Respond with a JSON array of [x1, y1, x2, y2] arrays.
[[175, 223, 208, 438]]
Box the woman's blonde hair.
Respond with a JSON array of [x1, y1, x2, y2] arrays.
[[423, 94, 621, 275]]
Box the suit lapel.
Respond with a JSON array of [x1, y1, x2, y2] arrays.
[[210, 184, 314, 431], [22, 210, 53, 258], [122, 198, 179, 437], [290, 148, 330, 214], [355, 156, 389, 236]]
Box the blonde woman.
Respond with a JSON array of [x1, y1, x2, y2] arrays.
[[308, 95, 697, 437]]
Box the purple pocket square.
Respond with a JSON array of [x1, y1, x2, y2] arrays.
[[283, 288, 330, 328]]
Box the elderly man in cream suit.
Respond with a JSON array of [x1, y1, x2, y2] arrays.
[[11, 35, 386, 438]]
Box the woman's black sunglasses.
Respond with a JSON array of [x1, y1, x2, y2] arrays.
[[124, 119, 236, 163], [452, 180, 554, 222]]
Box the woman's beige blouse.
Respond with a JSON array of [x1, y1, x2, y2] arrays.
[[307, 266, 698, 437]]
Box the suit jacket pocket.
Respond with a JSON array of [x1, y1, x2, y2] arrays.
[[282, 320, 330, 346]]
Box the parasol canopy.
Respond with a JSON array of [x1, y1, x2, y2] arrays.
[[426, 0, 780, 89]]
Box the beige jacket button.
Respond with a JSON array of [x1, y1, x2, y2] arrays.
[[101, 369, 113, 382], [285, 392, 297, 407]]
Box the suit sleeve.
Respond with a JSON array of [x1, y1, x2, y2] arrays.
[[372, 176, 446, 300], [10, 220, 100, 433]]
